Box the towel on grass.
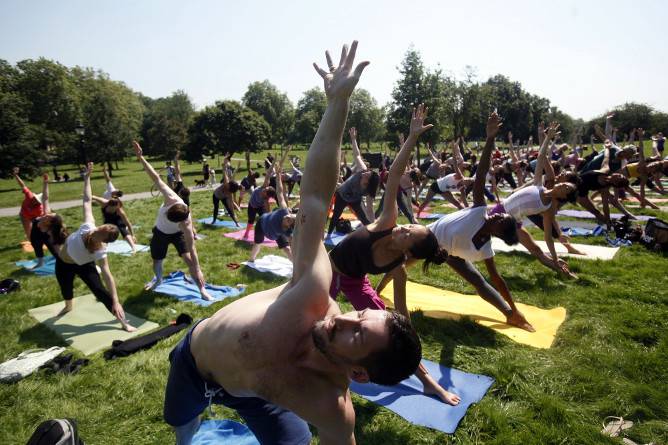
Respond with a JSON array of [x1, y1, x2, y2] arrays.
[[223, 230, 278, 247], [242, 255, 293, 278], [350, 359, 493, 434], [0, 347, 66, 383], [28, 294, 158, 355], [324, 232, 347, 247], [197, 217, 243, 229], [379, 280, 565, 349], [152, 271, 244, 307], [16, 256, 56, 275], [491, 237, 618, 260], [106, 240, 150, 256], [192, 420, 259, 445], [558, 209, 653, 221], [418, 212, 445, 220], [560, 225, 605, 237]]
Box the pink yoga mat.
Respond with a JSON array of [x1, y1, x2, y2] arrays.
[[223, 229, 278, 247]]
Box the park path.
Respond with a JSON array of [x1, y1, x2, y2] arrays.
[[0, 186, 212, 218]]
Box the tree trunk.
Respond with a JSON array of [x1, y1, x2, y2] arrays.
[[107, 161, 114, 177]]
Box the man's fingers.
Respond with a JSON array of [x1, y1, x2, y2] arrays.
[[344, 40, 358, 69], [339, 44, 348, 68], [313, 62, 328, 78], [353, 60, 370, 78], [325, 51, 335, 71]]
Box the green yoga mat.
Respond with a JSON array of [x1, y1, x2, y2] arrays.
[[28, 294, 159, 355]]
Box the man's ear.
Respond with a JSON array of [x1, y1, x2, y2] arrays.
[[349, 366, 369, 384]]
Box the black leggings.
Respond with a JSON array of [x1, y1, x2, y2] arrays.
[[212, 195, 238, 224], [327, 191, 371, 234], [527, 214, 559, 238], [55, 257, 114, 312], [375, 189, 416, 224], [501, 172, 517, 189], [30, 220, 45, 259]]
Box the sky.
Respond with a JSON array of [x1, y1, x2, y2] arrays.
[[1, 0, 666, 120]]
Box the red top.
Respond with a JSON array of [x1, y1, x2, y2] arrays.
[[20, 187, 43, 220]]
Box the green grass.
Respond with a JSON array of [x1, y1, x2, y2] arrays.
[[1, 166, 667, 444]]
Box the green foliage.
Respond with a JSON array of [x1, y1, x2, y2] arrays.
[[140, 90, 194, 159], [348, 89, 385, 149], [584, 103, 668, 141], [184, 100, 270, 161], [292, 87, 327, 144], [243, 80, 295, 147], [386, 47, 427, 141]]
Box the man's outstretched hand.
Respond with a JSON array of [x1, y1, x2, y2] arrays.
[[486, 112, 502, 139], [313, 40, 369, 100], [408, 104, 433, 138], [132, 141, 143, 159]]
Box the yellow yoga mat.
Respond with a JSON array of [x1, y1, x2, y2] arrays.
[[29, 294, 159, 355], [379, 281, 566, 349], [491, 238, 619, 260]]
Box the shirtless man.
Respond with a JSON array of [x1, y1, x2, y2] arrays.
[[164, 41, 422, 444]]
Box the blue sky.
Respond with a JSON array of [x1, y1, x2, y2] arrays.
[[1, 0, 666, 120]]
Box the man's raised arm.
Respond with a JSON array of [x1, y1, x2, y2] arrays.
[[290, 41, 369, 284], [132, 141, 179, 203]]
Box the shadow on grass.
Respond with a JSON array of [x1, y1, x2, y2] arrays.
[[120, 289, 161, 319], [19, 322, 68, 349]]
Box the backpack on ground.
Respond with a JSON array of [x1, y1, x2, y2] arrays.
[[643, 218, 668, 252], [335, 219, 353, 234], [0, 278, 20, 294], [26, 418, 84, 445]]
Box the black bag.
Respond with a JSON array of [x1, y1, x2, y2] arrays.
[[26, 419, 84, 445], [0, 278, 20, 294], [644, 218, 668, 251], [104, 313, 192, 360], [335, 219, 353, 234]]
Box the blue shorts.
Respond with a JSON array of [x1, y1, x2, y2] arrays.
[[163, 319, 312, 444]]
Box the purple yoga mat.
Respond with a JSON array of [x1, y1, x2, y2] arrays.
[[223, 229, 278, 247]]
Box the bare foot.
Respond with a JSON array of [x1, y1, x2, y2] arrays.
[[565, 245, 585, 255], [144, 277, 161, 291], [200, 290, 214, 301], [507, 310, 536, 332], [57, 306, 72, 316], [424, 385, 461, 406], [122, 322, 138, 332]]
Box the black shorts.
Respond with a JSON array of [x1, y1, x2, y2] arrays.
[[254, 223, 290, 248], [430, 181, 441, 194], [116, 224, 129, 238], [247, 205, 265, 225], [150, 227, 187, 260]]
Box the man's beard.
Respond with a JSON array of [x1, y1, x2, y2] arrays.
[[311, 320, 329, 354]]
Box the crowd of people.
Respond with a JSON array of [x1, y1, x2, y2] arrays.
[[10, 41, 668, 444]]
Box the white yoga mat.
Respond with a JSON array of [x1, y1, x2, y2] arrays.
[[491, 238, 619, 260]]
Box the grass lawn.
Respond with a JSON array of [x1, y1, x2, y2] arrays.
[[1, 161, 667, 444]]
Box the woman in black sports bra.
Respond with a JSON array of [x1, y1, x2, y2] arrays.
[[329, 105, 459, 405], [92, 196, 137, 253]]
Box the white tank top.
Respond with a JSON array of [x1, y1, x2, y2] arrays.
[[436, 173, 460, 192], [155, 198, 185, 234], [502, 185, 550, 220]]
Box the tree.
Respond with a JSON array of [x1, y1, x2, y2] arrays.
[[291, 87, 327, 144], [243, 80, 294, 148], [386, 47, 427, 141], [141, 90, 194, 159], [185, 100, 270, 161], [347, 89, 384, 149]]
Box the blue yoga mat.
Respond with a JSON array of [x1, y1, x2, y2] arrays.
[[324, 232, 347, 247], [197, 217, 243, 229], [152, 271, 244, 307], [192, 420, 259, 445], [15, 256, 56, 276], [350, 359, 494, 434]]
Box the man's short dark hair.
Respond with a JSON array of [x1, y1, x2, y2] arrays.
[[166, 203, 190, 222], [358, 311, 422, 386]]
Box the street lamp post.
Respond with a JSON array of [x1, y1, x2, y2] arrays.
[[75, 121, 86, 164]]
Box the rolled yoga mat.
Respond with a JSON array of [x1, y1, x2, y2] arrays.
[[379, 280, 566, 349], [28, 294, 158, 355]]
